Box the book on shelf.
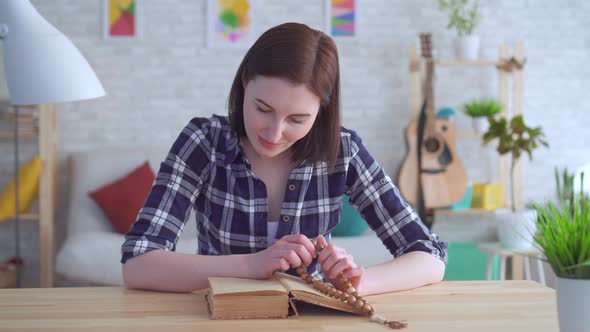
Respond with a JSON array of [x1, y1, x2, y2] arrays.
[[206, 272, 364, 319]]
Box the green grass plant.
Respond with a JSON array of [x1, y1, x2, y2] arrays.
[[462, 98, 502, 118], [532, 174, 590, 279]]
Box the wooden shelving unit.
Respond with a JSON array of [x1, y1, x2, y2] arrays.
[[408, 42, 527, 215], [456, 133, 482, 140], [435, 60, 500, 67], [0, 131, 38, 139], [0, 104, 57, 287]]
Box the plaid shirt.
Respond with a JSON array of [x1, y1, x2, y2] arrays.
[[121, 115, 446, 279]]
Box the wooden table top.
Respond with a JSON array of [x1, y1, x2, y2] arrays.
[[0, 281, 558, 332]]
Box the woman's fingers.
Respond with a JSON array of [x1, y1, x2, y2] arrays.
[[288, 234, 317, 258], [316, 235, 328, 250], [317, 243, 345, 267], [271, 235, 361, 274], [280, 248, 304, 268], [325, 255, 356, 279], [342, 265, 364, 280], [278, 258, 290, 272], [279, 235, 316, 265]]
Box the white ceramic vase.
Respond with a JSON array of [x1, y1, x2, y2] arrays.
[[454, 35, 480, 61], [471, 117, 489, 134], [556, 277, 590, 332], [494, 209, 537, 250]]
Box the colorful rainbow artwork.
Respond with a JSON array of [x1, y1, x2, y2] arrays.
[[108, 0, 136, 37], [211, 0, 252, 45], [329, 0, 356, 37]]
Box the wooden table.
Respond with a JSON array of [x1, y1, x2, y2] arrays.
[[0, 281, 558, 331]]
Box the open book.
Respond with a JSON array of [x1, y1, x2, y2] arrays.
[[206, 272, 364, 319]]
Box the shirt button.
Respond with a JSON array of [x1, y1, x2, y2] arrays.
[[288, 184, 295, 191], [380, 178, 387, 185], [283, 215, 290, 222]]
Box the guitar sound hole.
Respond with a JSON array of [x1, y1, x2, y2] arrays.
[[424, 138, 440, 153]]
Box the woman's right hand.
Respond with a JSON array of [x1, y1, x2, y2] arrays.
[[248, 234, 317, 279]]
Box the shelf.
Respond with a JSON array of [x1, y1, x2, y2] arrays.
[[0, 131, 39, 139], [20, 213, 40, 221], [434, 208, 499, 215], [457, 133, 482, 140], [1, 104, 56, 287], [1, 107, 40, 139], [1, 213, 40, 221], [435, 60, 500, 67]]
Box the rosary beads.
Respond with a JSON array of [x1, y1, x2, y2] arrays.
[[295, 242, 374, 315], [294, 242, 407, 329]]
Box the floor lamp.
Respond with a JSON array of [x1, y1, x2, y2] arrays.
[[0, 0, 105, 287]]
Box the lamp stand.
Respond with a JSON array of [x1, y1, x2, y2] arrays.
[[38, 104, 57, 287], [13, 105, 21, 288]]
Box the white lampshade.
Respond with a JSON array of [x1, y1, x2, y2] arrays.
[[0, 0, 105, 105]]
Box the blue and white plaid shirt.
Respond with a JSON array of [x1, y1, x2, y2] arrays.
[[121, 115, 446, 279]]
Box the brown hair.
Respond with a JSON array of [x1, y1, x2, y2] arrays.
[[228, 22, 341, 169]]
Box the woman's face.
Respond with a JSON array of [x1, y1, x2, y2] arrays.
[[243, 76, 320, 160]]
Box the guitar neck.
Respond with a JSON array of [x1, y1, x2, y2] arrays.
[[424, 59, 435, 134]]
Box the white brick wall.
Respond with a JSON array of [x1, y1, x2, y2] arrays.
[[1, 0, 588, 286]]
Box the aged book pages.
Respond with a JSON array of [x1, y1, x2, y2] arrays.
[[209, 276, 287, 295], [275, 272, 363, 315], [206, 273, 363, 320], [207, 277, 289, 319]]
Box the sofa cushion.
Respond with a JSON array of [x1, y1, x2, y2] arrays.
[[89, 161, 155, 234], [66, 148, 170, 236], [57, 229, 199, 286], [57, 210, 199, 286]]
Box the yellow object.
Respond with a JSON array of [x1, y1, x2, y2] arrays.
[[0, 156, 42, 221], [471, 183, 504, 210]]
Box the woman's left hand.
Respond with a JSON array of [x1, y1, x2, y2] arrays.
[[316, 235, 365, 293]]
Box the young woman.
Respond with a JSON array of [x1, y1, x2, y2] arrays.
[[121, 22, 446, 295]]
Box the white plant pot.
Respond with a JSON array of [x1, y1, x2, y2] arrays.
[[556, 277, 590, 332], [454, 35, 480, 61], [494, 209, 537, 250], [471, 117, 489, 134]]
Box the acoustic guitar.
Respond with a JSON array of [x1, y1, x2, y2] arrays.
[[398, 33, 467, 209]]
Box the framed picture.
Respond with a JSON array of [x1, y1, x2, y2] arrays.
[[207, 0, 256, 48], [325, 0, 357, 38], [103, 0, 141, 40]]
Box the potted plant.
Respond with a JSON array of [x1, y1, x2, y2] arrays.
[[482, 114, 548, 249], [462, 98, 502, 134], [555, 166, 575, 206], [531, 177, 590, 332], [437, 0, 481, 60]]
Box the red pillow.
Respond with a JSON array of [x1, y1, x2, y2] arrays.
[[89, 161, 155, 234]]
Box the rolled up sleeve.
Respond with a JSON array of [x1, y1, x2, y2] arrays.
[[121, 118, 213, 263], [343, 130, 446, 263]]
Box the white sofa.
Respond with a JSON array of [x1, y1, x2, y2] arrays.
[[56, 149, 393, 286]]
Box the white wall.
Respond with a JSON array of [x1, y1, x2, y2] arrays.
[[0, 0, 588, 286]]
